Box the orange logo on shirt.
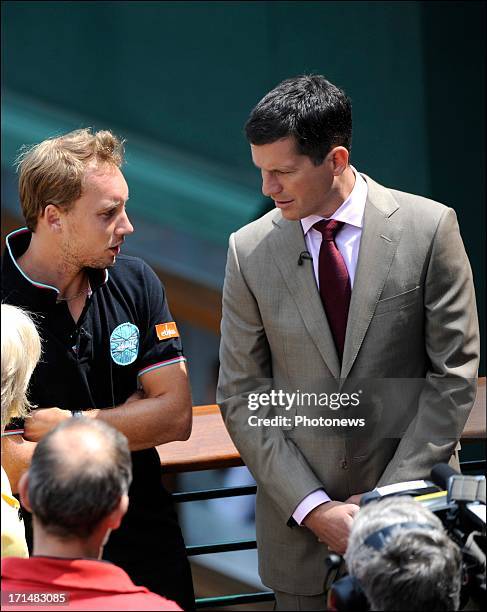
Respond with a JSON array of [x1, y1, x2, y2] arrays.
[[155, 322, 179, 341]]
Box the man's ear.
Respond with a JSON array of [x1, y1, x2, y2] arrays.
[[18, 472, 32, 512], [106, 494, 129, 531], [327, 146, 349, 176], [42, 204, 63, 231]]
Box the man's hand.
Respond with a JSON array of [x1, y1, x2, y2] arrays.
[[303, 501, 359, 554], [23, 407, 71, 442], [345, 493, 364, 506]]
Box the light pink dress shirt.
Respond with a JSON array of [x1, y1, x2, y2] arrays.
[[292, 167, 367, 525]]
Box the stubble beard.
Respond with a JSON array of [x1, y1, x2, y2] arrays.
[[60, 239, 111, 273]]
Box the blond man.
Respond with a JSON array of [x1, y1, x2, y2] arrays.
[[1, 129, 194, 610]]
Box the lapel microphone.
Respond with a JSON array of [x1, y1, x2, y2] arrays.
[[298, 251, 313, 265]]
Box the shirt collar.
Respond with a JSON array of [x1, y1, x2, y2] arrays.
[[2, 228, 108, 309], [1, 556, 149, 594], [301, 165, 368, 236]]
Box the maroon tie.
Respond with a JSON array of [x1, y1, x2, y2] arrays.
[[313, 220, 351, 359]]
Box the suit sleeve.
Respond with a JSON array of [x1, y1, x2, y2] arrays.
[[377, 207, 480, 486], [217, 233, 324, 523]]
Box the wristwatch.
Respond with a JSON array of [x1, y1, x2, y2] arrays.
[[72, 411, 83, 418]]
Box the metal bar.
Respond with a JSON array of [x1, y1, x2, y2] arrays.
[[460, 459, 486, 472], [196, 591, 275, 608], [187, 539, 257, 556], [172, 485, 256, 503], [174, 466, 485, 503]]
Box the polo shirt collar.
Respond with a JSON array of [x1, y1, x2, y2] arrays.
[[2, 228, 108, 308], [301, 165, 367, 235]]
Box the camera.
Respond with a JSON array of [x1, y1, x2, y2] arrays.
[[326, 464, 486, 611]]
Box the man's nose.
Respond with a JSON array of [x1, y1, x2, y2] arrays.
[[117, 210, 134, 235], [261, 172, 282, 198]]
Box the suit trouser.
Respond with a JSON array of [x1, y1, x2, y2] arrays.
[[274, 591, 327, 611]]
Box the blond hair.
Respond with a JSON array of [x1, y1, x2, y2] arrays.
[[1, 304, 42, 431], [15, 128, 125, 231]]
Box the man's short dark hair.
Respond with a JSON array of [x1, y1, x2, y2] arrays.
[[245, 74, 352, 166], [28, 418, 132, 539]]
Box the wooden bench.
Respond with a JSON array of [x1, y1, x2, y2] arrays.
[[157, 378, 486, 473]]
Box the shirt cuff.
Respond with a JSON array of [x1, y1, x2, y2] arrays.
[[292, 489, 331, 525]]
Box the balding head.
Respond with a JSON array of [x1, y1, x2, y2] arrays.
[[26, 418, 132, 539], [48, 420, 114, 473]]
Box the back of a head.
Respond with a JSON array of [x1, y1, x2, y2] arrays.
[[345, 496, 462, 611], [1, 304, 41, 431], [28, 418, 132, 539], [245, 74, 352, 165], [15, 127, 125, 232]]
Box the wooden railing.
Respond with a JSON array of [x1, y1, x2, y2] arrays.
[[158, 378, 486, 473]]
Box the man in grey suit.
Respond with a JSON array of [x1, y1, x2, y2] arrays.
[[217, 75, 479, 610]]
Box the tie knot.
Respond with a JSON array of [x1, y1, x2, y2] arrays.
[[313, 219, 344, 240]]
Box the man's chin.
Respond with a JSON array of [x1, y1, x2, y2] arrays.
[[86, 258, 115, 270], [279, 208, 301, 221]]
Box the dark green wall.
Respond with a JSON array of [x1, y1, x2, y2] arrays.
[[3, 1, 483, 206], [0, 1, 440, 191], [422, 1, 485, 374]]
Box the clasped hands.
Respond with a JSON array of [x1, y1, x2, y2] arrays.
[[303, 495, 362, 555], [23, 407, 71, 441]]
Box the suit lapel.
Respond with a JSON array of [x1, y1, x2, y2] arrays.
[[268, 216, 341, 378], [341, 175, 403, 379]]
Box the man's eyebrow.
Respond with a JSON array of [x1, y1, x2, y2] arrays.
[[112, 196, 130, 205], [252, 161, 296, 171], [100, 198, 128, 212]]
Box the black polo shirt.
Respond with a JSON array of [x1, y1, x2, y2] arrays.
[[1, 228, 195, 608], [2, 227, 186, 412]]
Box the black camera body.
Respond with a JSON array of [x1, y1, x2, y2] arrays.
[[327, 465, 486, 611]]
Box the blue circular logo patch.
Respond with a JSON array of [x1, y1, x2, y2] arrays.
[[110, 322, 139, 366]]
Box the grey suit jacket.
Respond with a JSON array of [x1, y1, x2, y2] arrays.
[[217, 174, 479, 594]]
